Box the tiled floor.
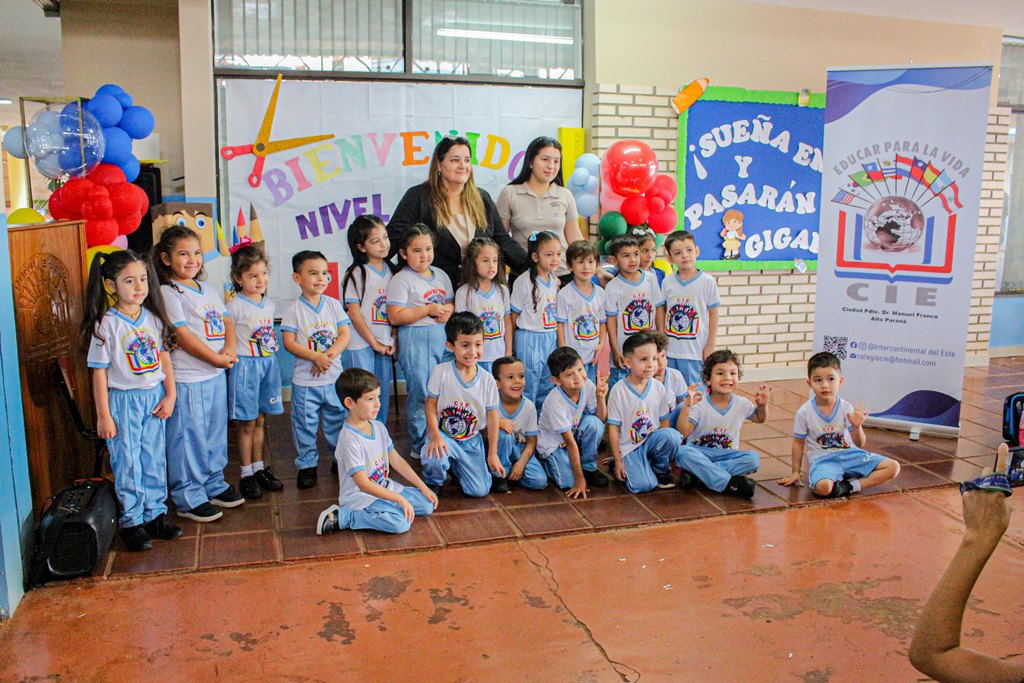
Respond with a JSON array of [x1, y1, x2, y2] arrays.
[[102, 357, 1021, 578]]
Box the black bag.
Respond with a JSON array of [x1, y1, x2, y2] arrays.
[[1002, 392, 1024, 445], [28, 477, 118, 586]]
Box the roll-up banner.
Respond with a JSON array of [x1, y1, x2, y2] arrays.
[[814, 65, 992, 437]]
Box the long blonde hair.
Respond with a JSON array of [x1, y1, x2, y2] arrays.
[[428, 136, 487, 230]]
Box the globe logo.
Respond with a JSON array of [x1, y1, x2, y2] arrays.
[[863, 196, 925, 252]]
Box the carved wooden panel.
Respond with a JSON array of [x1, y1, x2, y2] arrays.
[[8, 220, 92, 512]]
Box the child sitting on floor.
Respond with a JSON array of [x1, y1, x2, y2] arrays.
[[492, 356, 549, 491]]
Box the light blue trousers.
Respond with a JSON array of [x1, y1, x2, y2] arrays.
[[676, 445, 759, 492], [621, 428, 680, 494], [540, 414, 603, 489], [342, 346, 393, 423], [398, 324, 446, 453], [167, 373, 229, 510], [107, 385, 168, 527], [668, 357, 704, 387], [514, 329, 557, 408], [495, 431, 548, 489], [291, 383, 347, 469], [336, 488, 434, 534], [420, 432, 492, 497]]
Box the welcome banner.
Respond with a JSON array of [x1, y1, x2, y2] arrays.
[[217, 79, 581, 304], [814, 65, 992, 436]]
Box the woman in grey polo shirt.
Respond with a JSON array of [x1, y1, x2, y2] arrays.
[[497, 136, 584, 281]]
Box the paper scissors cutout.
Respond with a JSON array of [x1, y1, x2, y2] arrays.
[[219, 74, 335, 188]]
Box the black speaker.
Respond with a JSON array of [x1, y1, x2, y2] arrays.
[[127, 165, 162, 254], [29, 478, 118, 586]]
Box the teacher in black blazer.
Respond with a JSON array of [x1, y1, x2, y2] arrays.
[[387, 135, 527, 286]]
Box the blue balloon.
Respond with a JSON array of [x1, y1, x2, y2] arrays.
[[95, 83, 126, 98], [575, 153, 601, 176], [35, 152, 64, 180], [36, 110, 61, 131], [2, 126, 27, 159], [61, 102, 84, 118], [102, 126, 133, 165], [119, 106, 154, 139], [576, 192, 599, 218], [118, 154, 141, 182], [85, 94, 123, 128], [115, 92, 133, 109], [570, 167, 589, 186], [584, 176, 599, 193]]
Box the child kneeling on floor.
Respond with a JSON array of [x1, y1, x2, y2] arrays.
[[317, 368, 438, 535]]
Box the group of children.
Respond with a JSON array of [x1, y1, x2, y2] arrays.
[[83, 216, 901, 548]]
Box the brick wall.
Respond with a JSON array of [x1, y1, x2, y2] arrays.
[[588, 83, 1009, 378]]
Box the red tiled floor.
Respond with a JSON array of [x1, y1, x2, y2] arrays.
[[702, 485, 789, 514], [199, 531, 279, 569], [279, 528, 362, 561], [572, 495, 660, 528], [358, 517, 445, 554], [432, 509, 519, 545], [201, 501, 275, 535], [640, 488, 724, 521], [504, 503, 592, 536], [109, 536, 198, 576]]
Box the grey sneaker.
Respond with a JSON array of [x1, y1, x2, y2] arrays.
[[316, 504, 340, 535]]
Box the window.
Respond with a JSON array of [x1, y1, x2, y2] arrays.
[[997, 38, 1024, 293]]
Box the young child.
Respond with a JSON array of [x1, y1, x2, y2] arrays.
[[536, 346, 610, 498], [154, 226, 241, 523], [341, 215, 396, 423], [675, 350, 769, 499], [386, 224, 454, 455], [634, 226, 665, 287], [779, 352, 901, 497], [607, 331, 680, 494], [555, 240, 607, 384], [510, 230, 562, 407], [662, 230, 719, 386], [492, 356, 548, 491], [653, 332, 688, 427], [456, 237, 512, 375], [605, 234, 665, 387], [421, 313, 504, 497], [281, 250, 352, 489], [83, 250, 181, 551], [226, 244, 284, 500], [316, 368, 438, 536]]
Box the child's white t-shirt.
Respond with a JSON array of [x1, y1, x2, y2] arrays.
[[687, 395, 757, 450], [607, 377, 671, 457], [555, 281, 606, 365], [343, 263, 393, 350], [537, 381, 598, 456], [226, 293, 278, 358], [499, 397, 539, 445], [510, 271, 559, 332], [336, 420, 405, 510], [162, 281, 230, 383], [604, 270, 664, 352], [793, 398, 856, 461], [455, 283, 511, 363], [280, 294, 350, 387], [659, 366, 688, 413], [86, 309, 166, 390], [427, 362, 500, 441], [662, 271, 720, 361], [385, 267, 454, 328]]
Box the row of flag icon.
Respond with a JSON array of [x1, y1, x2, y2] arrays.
[[831, 156, 963, 214]]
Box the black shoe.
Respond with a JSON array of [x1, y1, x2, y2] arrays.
[[330, 459, 338, 476], [584, 468, 610, 487], [490, 477, 510, 494], [677, 470, 698, 490], [254, 468, 283, 492], [297, 467, 318, 489], [316, 505, 340, 535], [829, 479, 855, 498], [239, 475, 263, 500], [143, 513, 182, 540], [210, 485, 245, 508], [655, 471, 674, 489], [121, 525, 153, 551], [725, 475, 755, 498], [177, 501, 223, 523], [428, 483, 443, 497]]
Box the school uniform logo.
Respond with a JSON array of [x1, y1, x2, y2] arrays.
[[424, 288, 448, 305], [667, 301, 699, 339], [306, 322, 336, 352], [622, 294, 653, 333], [629, 410, 654, 444], [480, 307, 503, 339], [200, 304, 226, 341], [572, 312, 600, 341], [371, 289, 388, 324], [695, 428, 732, 449], [816, 428, 850, 450], [542, 299, 558, 330], [367, 451, 389, 485], [249, 320, 278, 356], [122, 329, 161, 375], [440, 400, 478, 440]]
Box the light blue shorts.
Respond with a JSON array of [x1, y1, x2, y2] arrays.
[[228, 355, 283, 420], [808, 448, 886, 487]]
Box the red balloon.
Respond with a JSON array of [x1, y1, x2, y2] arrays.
[[48, 190, 73, 220], [85, 218, 119, 247], [650, 174, 677, 202], [107, 184, 138, 217], [116, 211, 143, 235], [601, 139, 659, 196], [126, 183, 150, 214], [649, 207, 678, 234], [620, 195, 650, 226], [646, 195, 666, 214], [87, 163, 128, 187], [82, 197, 114, 220], [60, 178, 95, 214]]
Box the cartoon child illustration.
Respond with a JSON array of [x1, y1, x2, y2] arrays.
[[151, 202, 229, 262], [720, 209, 746, 260]]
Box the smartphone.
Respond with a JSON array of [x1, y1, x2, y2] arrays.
[[1003, 447, 1024, 487]]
